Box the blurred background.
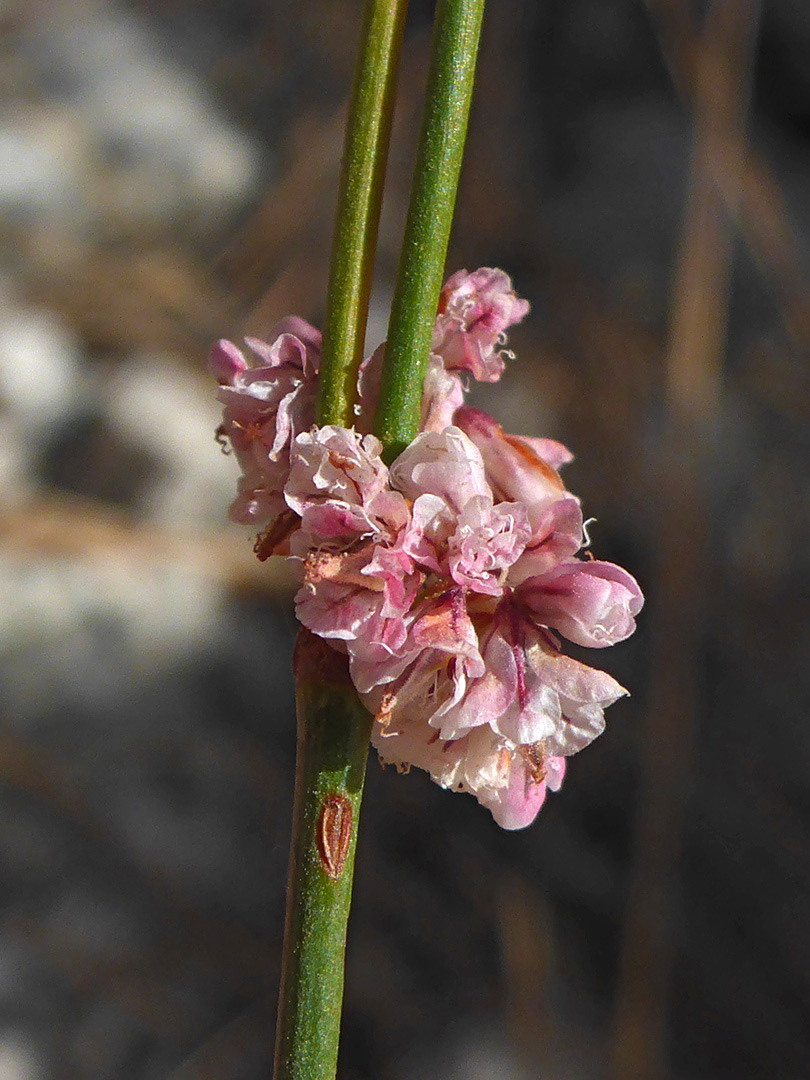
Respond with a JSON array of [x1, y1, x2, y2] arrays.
[[1, 0, 809, 1077]]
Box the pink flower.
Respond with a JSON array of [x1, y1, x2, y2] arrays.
[[285, 426, 390, 544], [372, 713, 566, 830], [389, 427, 532, 593], [445, 497, 531, 595], [356, 267, 531, 434], [212, 268, 642, 830], [439, 602, 628, 752], [433, 268, 530, 382], [403, 490, 531, 594], [516, 560, 644, 648], [210, 320, 320, 550], [454, 406, 568, 525]]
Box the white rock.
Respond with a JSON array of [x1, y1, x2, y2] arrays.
[[0, 307, 82, 432], [0, 108, 90, 216], [104, 352, 238, 526], [36, 8, 261, 211], [0, 1039, 42, 1080]]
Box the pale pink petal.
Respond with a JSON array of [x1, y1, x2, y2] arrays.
[[483, 759, 548, 830], [267, 317, 321, 377], [433, 268, 529, 382], [536, 649, 627, 756], [518, 560, 644, 647], [209, 339, 247, 383], [447, 497, 531, 595], [285, 426, 388, 518], [483, 754, 566, 830], [355, 343, 385, 434], [509, 496, 584, 583], [511, 435, 574, 471], [292, 501, 378, 545], [228, 483, 286, 527], [545, 755, 566, 792], [244, 318, 321, 377], [420, 355, 465, 432], [389, 426, 490, 510], [454, 407, 566, 521], [402, 493, 454, 573]]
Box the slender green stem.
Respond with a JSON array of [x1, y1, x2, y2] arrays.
[[274, 633, 373, 1080], [276, 5, 404, 1076], [317, 0, 409, 428], [373, 0, 486, 459], [276, 4, 487, 1077]]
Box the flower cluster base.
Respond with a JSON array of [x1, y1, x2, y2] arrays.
[[211, 269, 643, 829]]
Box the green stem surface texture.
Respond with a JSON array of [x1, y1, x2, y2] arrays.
[[317, 0, 408, 428], [273, 633, 373, 1080], [373, 0, 486, 459]]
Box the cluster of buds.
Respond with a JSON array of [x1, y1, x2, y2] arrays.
[[211, 270, 642, 829]]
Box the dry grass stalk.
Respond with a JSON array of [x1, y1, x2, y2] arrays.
[[610, 4, 762, 1079]]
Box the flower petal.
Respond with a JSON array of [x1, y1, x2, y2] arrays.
[[518, 560, 644, 647]]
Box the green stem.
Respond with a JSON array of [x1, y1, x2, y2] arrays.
[[373, 0, 486, 459], [273, 632, 373, 1080], [317, 0, 409, 428], [276, 5, 404, 1076]]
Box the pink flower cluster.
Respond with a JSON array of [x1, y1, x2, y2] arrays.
[[211, 269, 642, 829]]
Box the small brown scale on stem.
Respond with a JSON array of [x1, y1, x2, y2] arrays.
[[317, 794, 353, 881]]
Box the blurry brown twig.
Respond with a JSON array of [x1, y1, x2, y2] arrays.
[[164, 1004, 272, 1080], [17, 241, 239, 360], [497, 873, 558, 1064], [0, 493, 298, 598], [0, 727, 274, 988], [610, 4, 762, 1079], [215, 107, 346, 313], [643, 0, 810, 348], [218, 27, 430, 338], [9, 916, 198, 1039]]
